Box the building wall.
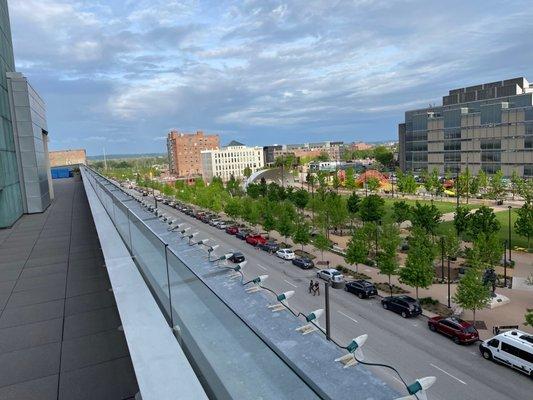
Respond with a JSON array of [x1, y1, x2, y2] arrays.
[[167, 130, 219, 177], [49, 149, 86, 167], [400, 78, 533, 178], [0, 0, 23, 227], [7, 72, 51, 213], [201, 145, 264, 182]]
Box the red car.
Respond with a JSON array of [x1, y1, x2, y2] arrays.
[[428, 316, 479, 344], [225, 226, 239, 235], [245, 234, 267, 246]]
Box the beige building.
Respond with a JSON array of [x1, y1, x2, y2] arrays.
[[167, 130, 219, 177], [201, 141, 264, 182], [49, 149, 86, 167], [273, 141, 343, 162], [399, 77, 533, 177]]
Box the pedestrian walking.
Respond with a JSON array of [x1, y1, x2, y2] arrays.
[[308, 279, 314, 294], [314, 282, 320, 296]]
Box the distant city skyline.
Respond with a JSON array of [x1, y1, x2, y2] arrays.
[[9, 0, 533, 155]]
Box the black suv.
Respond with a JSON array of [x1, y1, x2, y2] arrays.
[[259, 241, 279, 253], [292, 257, 314, 269], [381, 295, 422, 318], [229, 252, 245, 263], [236, 230, 250, 240], [345, 280, 378, 299]]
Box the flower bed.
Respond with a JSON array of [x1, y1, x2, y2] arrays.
[[419, 297, 454, 317], [374, 282, 408, 294], [294, 249, 315, 259]]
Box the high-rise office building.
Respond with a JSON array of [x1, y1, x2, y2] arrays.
[[201, 140, 264, 182], [167, 130, 219, 177], [399, 77, 533, 177]]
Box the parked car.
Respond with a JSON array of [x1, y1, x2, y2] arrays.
[[229, 252, 245, 263], [479, 330, 533, 376], [216, 221, 228, 230], [225, 226, 239, 235], [344, 280, 378, 299], [381, 295, 422, 318], [292, 257, 314, 269], [142, 191, 148, 196], [155, 196, 163, 202], [428, 316, 479, 344], [259, 241, 280, 253], [316, 269, 344, 283], [246, 234, 267, 246], [276, 249, 295, 260], [236, 230, 250, 240], [209, 219, 221, 226]]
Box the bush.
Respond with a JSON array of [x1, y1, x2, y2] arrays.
[[419, 297, 439, 306]]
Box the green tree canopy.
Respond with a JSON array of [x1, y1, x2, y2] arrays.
[[392, 200, 411, 224], [453, 261, 491, 325], [410, 202, 442, 235], [399, 228, 436, 298], [453, 205, 471, 237], [359, 194, 385, 223], [468, 206, 501, 238], [292, 221, 311, 250], [377, 224, 401, 289], [313, 233, 331, 261], [344, 229, 369, 273], [514, 202, 533, 249]]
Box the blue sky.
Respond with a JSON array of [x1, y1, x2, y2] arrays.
[[9, 0, 533, 155]]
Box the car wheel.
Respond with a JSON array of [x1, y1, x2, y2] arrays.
[[382, 303, 388, 310], [453, 336, 461, 344], [343, 286, 348, 292], [482, 349, 492, 360], [358, 292, 364, 299], [316, 273, 320, 278], [401, 311, 407, 318], [429, 324, 436, 332]]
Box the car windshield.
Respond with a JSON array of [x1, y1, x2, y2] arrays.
[[234, 252, 243, 257], [331, 271, 340, 276], [463, 325, 476, 333]]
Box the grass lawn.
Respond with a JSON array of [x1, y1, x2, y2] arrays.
[[437, 208, 530, 250], [382, 197, 476, 215]]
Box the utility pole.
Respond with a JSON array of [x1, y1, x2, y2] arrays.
[[508, 206, 512, 263], [440, 236, 445, 281], [325, 282, 331, 341], [455, 169, 459, 207], [103, 147, 108, 171], [503, 240, 508, 288], [447, 257, 451, 308]]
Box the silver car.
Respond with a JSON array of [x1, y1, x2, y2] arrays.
[[316, 269, 344, 283]]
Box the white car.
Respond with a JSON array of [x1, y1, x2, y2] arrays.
[[479, 330, 533, 376], [316, 269, 344, 283], [276, 249, 295, 260]]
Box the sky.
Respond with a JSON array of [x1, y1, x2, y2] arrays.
[[8, 0, 533, 155]]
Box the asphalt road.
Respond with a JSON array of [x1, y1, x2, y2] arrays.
[[131, 192, 532, 400]]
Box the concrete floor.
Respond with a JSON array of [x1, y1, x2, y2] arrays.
[[0, 177, 138, 400]]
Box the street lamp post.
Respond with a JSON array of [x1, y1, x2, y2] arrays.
[[440, 236, 445, 281], [455, 169, 460, 207], [447, 257, 451, 308], [325, 282, 331, 341], [507, 206, 512, 263], [503, 240, 508, 288]]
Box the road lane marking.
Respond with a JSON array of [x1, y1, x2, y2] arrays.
[[257, 264, 268, 271], [283, 279, 298, 288], [430, 363, 467, 385], [337, 311, 358, 324]]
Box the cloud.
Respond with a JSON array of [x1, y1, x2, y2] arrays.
[[8, 0, 533, 155]]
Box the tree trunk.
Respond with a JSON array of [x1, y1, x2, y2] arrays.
[[415, 286, 419, 299], [472, 309, 476, 326], [388, 275, 392, 296]]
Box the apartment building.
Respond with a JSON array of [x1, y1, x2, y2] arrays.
[[273, 141, 343, 161], [399, 77, 533, 177], [201, 141, 264, 182], [167, 130, 219, 177]]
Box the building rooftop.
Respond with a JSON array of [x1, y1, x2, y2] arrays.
[[0, 177, 138, 400]]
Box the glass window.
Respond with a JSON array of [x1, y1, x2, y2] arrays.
[[481, 139, 501, 150], [525, 165, 533, 177], [444, 128, 461, 140], [481, 151, 501, 162], [488, 339, 500, 348], [444, 141, 461, 151], [525, 136, 533, 149], [526, 123, 533, 136], [444, 152, 461, 162]]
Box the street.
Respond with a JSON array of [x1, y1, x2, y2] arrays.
[[131, 191, 532, 400]]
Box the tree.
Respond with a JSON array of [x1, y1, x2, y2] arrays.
[[277, 209, 294, 240], [510, 170, 522, 201], [327, 194, 348, 234], [443, 229, 460, 260], [377, 224, 401, 292], [243, 166, 252, 179], [332, 174, 341, 190], [346, 192, 360, 229], [373, 146, 394, 167], [468, 206, 501, 238], [291, 188, 309, 212], [397, 171, 418, 195], [267, 182, 280, 202], [477, 169, 488, 194], [313, 233, 330, 261], [515, 202, 533, 249], [359, 194, 385, 223], [392, 201, 411, 225], [224, 198, 242, 220], [345, 229, 369, 273], [345, 167, 356, 190], [453, 261, 491, 326], [262, 206, 276, 235], [517, 179, 533, 203], [399, 228, 436, 299], [410, 202, 442, 236], [246, 183, 261, 199], [453, 206, 471, 238], [474, 233, 504, 269], [488, 170, 506, 202], [292, 221, 311, 250], [241, 198, 260, 226], [366, 177, 380, 192]]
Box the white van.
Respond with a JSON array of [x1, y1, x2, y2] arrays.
[[479, 330, 533, 376]]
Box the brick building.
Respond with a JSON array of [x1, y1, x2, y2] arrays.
[[167, 130, 219, 177]]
